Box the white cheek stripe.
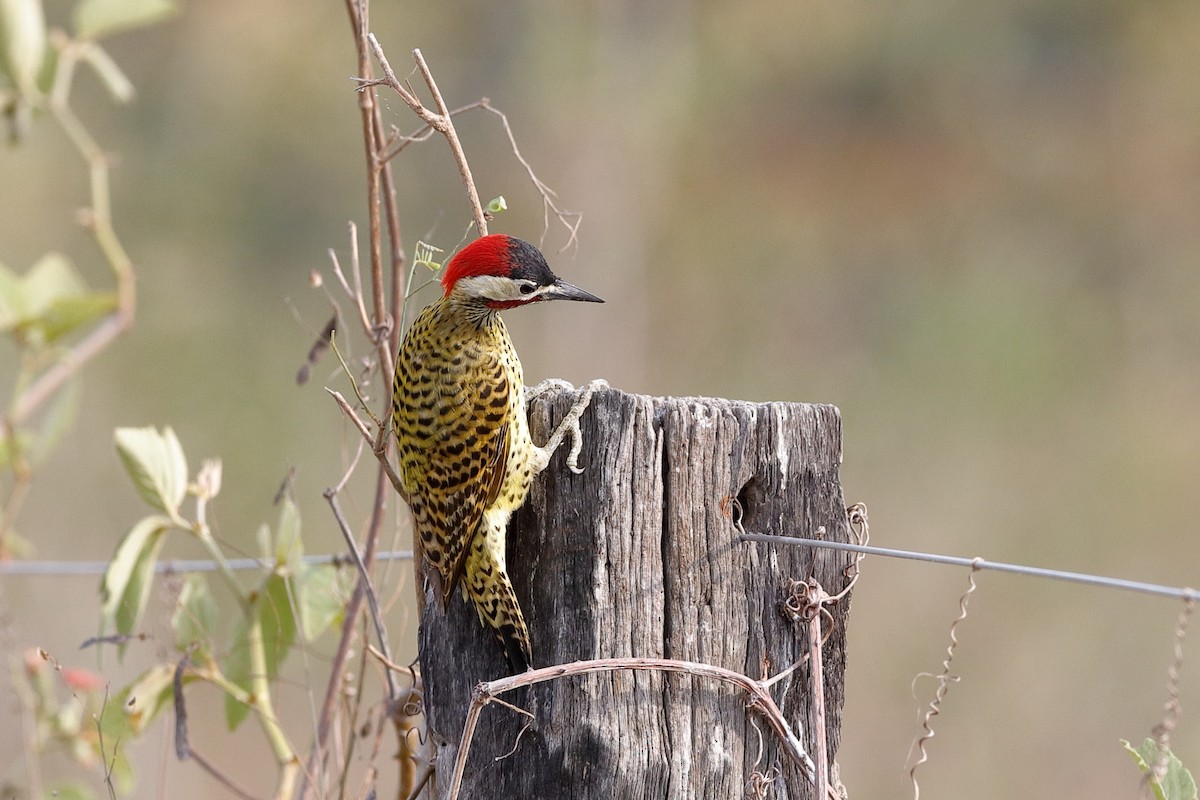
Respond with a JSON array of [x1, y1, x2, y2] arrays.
[[455, 275, 551, 302]]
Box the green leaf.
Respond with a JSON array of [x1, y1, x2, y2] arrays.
[[295, 563, 350, 642], [123, 663, 178, 733], [1123, 739, 1198, 800], [0, 0, 46, 96], [43, 781, 96, 800], [172, 573, 217, 662], [114, 426, 188, 515], [38, 291, 117, 342], [0, 253, 85, 340], [73, 0, 178, 40], [99, 515, 171, 654], [485, 195, 507, 215], [21, 252, 87, 319], [259, 573, 298, 675], [0, 253, 113, 343], [274, 496, 302, 568], [222, 613, 252, 731], [223, 574, 298, 730]]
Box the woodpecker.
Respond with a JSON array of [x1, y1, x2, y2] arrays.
[[392, 234, 603, 673]]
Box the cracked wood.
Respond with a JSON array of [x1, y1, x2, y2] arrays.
[[418, 385, 853, 799]]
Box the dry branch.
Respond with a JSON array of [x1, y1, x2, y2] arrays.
[[360, 37, 488, 237], [446, 656, 821, 800]]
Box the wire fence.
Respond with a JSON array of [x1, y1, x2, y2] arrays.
[[738, 533, 1199, 602], [2, 520, 1194, 799], [4, 534, 1195, 604]]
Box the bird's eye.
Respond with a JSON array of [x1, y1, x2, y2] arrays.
[[519, 283, 537, 295]]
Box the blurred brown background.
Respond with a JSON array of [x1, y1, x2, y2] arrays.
[[2, 0, 1199, 798]]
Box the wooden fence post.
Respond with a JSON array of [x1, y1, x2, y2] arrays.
[[418, 385, 854, 799]]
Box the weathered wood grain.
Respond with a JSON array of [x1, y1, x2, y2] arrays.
[[418, 385, 853, 799]]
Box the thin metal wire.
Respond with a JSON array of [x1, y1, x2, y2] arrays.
[[0, 550, 414, 577], [739, 533, 1198, 602]]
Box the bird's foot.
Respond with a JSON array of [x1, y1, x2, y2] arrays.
[[534, 379, 608, 475]]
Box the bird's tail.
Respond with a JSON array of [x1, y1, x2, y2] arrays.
[[464, 522, 532, 674]]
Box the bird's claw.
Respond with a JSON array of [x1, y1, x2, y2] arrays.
[[560, 379, 606, 474], [565, 418, 585, 474], [533, 378, 606, 476]]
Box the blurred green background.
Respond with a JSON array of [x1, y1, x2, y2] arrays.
[[3, 0, 1199, 797]]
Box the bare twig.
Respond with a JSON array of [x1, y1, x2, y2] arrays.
[[364, 643, 427, 797], [404, 762, 435, 800], [335, 618, 374, 800], [327, 388, 403, 495], [187, 747, 260, 800], [478, 99, 582, 251], [412, 48, 488, 237], [380, 97, 584, 252], [348, 3, 387, 337], [361, 36, 488, 237], [323, 487, 399, 701], [365, 643, 419, 681], [807, 589, 829, 800], [300, 466, 390, 800], [381, 98, 485, 162], [445, 657, 817, 800], [300, 6, 411, 796], [331, 224, 373, 335]]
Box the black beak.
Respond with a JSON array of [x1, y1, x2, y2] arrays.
[[545, 279, 604, 303]]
